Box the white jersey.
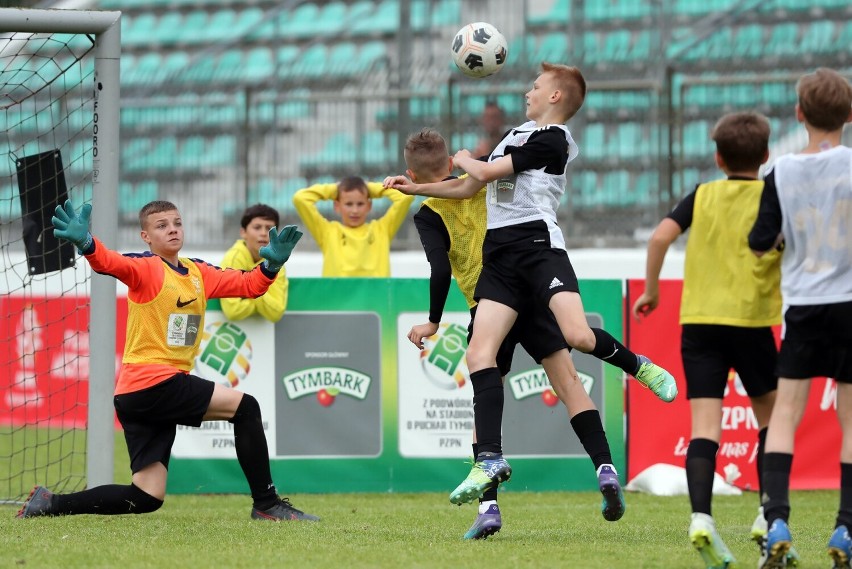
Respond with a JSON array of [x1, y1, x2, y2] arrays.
[[485, 121, 579, 250], [775, 145, 852, 305]]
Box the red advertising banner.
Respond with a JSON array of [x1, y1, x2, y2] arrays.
[[0, 296, 125, 428], [625, 279, 841, 490]]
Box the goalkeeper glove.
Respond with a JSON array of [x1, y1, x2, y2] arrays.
[[260, 225, 303, 272], [52, 199, 93, 253]]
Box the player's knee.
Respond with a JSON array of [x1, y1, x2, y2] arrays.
[[130, 483, 164, 514], [464, 344, 491, 371], [229, 393, 261, 424], [569, 329, 596, 353]]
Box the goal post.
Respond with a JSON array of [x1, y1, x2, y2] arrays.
[[0, 7, 120, 497]]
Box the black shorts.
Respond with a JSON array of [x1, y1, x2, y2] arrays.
[[777, 301, 852, 382], [681, 324, 778, 399], [469, 302, 570, 376], [475, 221, 580, 312], [113, 372, 215, 473]]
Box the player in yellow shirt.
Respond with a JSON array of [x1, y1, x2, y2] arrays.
[[221, 204, 288, 322], [633, 111, 783, 568], [292, 176, 414, 277]]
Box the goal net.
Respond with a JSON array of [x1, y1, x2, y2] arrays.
[[0, 9, 120, 504]]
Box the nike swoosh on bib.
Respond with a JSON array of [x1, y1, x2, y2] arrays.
[[176, 297, 197, 308]]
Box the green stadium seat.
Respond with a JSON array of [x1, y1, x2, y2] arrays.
[[536, 33, 569, 63], [628, 30, 652, 61], [410, 0, 430, 30], [355, 41, 387, 72], [207, 9, 239, 42], [601, 30, 631, 62], [300, 133, 357, 169], [505, 35, 537, 67], [682, 121, 711, 157], [318, 2, 348, 35], [125, 52, 161, 85], [766, 23, 799, 57], [528, 0, 570, 26], [327, 43, 359, 76], [154, 12, 184, 44], [241, 47, 274, 83], [800, 21, 835, 54], [580, 123, 606, 160], [202, 135, 236, 167], [157, 52, 190, 83], [281, 3, 320, 39], [292, 45, 329, 79], [353, 0, 398, 34], [431, 0, 461, 26], [581, 32, 601, 65], [213, 49, 243, 83], [182, 11, 211, 44], [733, 25, 764, 59]]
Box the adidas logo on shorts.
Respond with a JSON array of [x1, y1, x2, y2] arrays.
[[548, 277, 563, 290]]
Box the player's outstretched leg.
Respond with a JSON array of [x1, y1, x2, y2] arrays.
[[16, 486, 55, 518], [688, 513, 737, 569], [759, 519, 794, 569], [449, 452, 512, 505], [634, 355, 678, 402], [251, 497, 320, 522], [828, 525, 852, 569], [597, 464, 625, 521], [463, 503, 502, 540]]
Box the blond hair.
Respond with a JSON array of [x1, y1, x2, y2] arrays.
[[404, 128, 449, 181], [541, 62, 586, 121]]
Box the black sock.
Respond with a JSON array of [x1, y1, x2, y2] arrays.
[[756, 427, 768, 500], [762, 452, 793, 525], [230, 394, 277, 510], [686, 438, 718, 516], [53, 483, 162, 515], [589, 328, 641, 375], [837, 463, 852, 529], [570, 409, 612, 471], [470, 367, 503, 455]]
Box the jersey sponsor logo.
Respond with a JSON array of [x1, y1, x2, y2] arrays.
[[176, 296, 197, 308]]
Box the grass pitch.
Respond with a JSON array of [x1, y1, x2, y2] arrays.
[[1, 488, 840, 568]]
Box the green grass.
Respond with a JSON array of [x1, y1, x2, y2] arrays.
[[0, 489, 840, 568]]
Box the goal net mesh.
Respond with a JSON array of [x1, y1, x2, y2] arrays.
[[0, 31, 97, 503]]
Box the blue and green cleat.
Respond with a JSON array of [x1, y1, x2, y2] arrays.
[[635, 355, 678, 403], [449, 452, 511, 505], [828, 525, 852, 569]]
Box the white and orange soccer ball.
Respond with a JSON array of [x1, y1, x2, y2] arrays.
[[451, 22, 508, 78]]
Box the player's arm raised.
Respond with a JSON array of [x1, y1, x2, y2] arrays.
[[452, 149, 514, 183], [383, 174, 480, 199]]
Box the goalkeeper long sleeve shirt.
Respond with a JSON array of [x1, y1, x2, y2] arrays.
[[83, 237, 276, 395]]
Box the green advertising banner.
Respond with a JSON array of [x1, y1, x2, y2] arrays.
[[167, 278, 624, 495]]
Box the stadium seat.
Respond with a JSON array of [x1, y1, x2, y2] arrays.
[[799, 21, 835, 54], [292, 45, 329, 79], [528, 0, 570, 26], [181, 11, 211, 45], [240, 47, 274, 83], [326, 42, 359, 76], [430, 0, 461, 25], [355, 41, 388, 72], [213, 49, 243, 83], [580, 123, 606, 160], [536, 33, 569, 63], [766, 23, 799, 57], [353, 0, 398, 35], [280, 3, 321, 38], [153, 12, 184, 45], [733, 25, 764, 59]]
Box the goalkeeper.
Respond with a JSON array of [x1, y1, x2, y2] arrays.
[[17, 199, 317, 522]]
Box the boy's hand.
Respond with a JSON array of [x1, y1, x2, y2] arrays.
[[383, 175, 417, 195], [631, 291, 659, 321], [52, 199, 93, 252], [407, 322, 439, 350], [260, 225, 303, 272]]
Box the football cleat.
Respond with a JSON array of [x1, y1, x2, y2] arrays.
[[597, 465, 626, 521], [688, 512, 737, 569], [759, 519, 794, 569], [463, 503, 502, 540], [16, 486, 55, 519], [634, 355, 678, 402], [449, 453, 511, 505], [251, 497, 319, 522], [828, 525, 852, 569]]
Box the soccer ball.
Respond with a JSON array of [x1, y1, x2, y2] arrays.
[[451, 22, 508, 78]]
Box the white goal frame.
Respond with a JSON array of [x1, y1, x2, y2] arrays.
[[0, 7, 121, 489]]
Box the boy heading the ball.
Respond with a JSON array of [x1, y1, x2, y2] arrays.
[[404, 127, 624, 539], [385, 62, 676, 509], [17, 199, 317, 522]]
